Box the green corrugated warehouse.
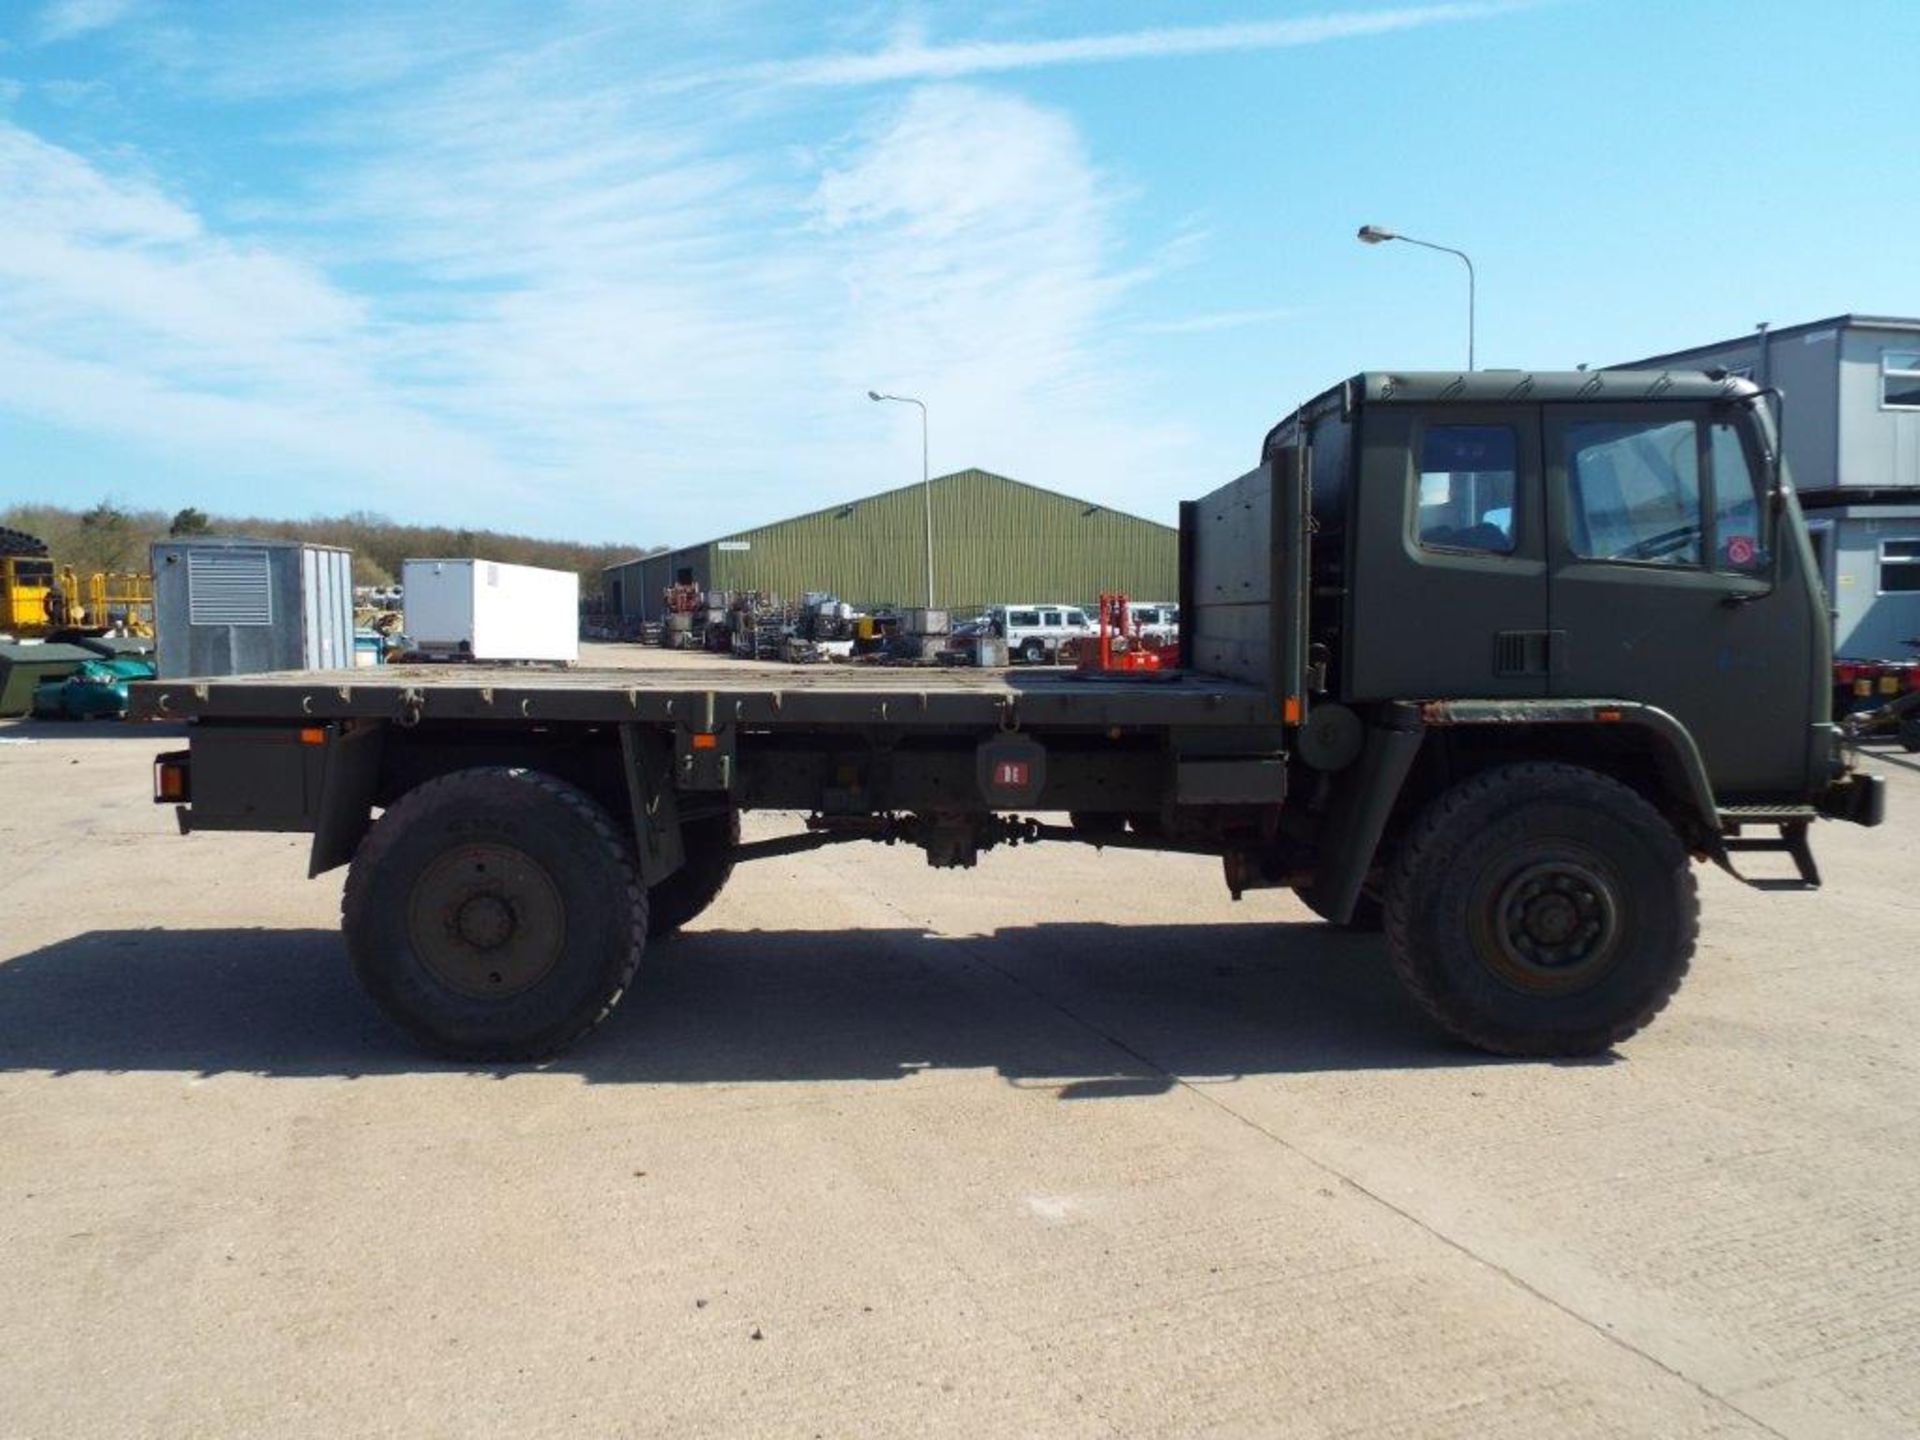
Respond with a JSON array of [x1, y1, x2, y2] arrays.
[[603, 468, 1175, 622]]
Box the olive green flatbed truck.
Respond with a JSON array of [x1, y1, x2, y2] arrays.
[[134, 370, 1884, 1061]]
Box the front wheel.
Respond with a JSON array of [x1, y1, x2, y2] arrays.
[[342, 767, 647, 1061], [1020, 638, 1047, 665], [1383, 763, 1696, 1056]]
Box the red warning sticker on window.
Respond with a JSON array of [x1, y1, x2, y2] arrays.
[[1726, 535, 1757, 567]]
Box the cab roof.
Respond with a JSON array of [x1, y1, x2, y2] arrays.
[[1354, 368, 1759, 405], [1266, 368, 1760, 457]]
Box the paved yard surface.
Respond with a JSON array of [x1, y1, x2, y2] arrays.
[[2, 658, 1916, 1438]]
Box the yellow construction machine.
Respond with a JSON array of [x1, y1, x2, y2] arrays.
[[0, 527, 154, 640]]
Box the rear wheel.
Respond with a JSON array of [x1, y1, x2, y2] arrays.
[[342, 767, 646, 1061], [1383, 762, 1696, 1056], [648, 808, 740, 937]]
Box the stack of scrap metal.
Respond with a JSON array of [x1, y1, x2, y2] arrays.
[[753, 612, 786, 660]]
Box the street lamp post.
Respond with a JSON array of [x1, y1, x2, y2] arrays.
[[867, 390, 933, 610], [1357, 224, 1476, 371]]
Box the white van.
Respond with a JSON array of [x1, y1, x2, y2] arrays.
[[986, 603, 1093, 664], [1126, 601, 1180, 647]]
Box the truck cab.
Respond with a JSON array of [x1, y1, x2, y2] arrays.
[[1264, 370, 1844, 806], [1176, 369, 1879, 1051]]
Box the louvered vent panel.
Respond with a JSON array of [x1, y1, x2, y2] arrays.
[[1493, 631, 1533, 676], [187, 548, 273, 626]]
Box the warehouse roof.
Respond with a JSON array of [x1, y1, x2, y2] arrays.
[[1618, 314, 1920, 369], [604, 467, 1172, 573]]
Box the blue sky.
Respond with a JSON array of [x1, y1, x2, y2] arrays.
[[1, 1, 1915, 546]]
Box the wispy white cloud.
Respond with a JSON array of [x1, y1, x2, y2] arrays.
[[1133, 306, 1296, 336], [0, 35, 1196, 535], [809, 85, 1188, 498], [0, 122, 515, 507], [37, 0, 139, 44], [0, 3, 1533, 538], [749, 3, 1528, 87]]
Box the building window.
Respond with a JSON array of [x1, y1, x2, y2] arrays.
[[1879, 538, 1920, 593], [1417, 424, 1518, 553], [1884, 351, 1920, 410]]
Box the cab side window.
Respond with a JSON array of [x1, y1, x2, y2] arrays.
[[1565, 419, 1702, 566], [1418, 425, 1518, 554]]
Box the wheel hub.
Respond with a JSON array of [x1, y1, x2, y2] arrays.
[[454, 893, 516, 951], [1482, 857, 1622, 994], [407, 843, 565, 999]]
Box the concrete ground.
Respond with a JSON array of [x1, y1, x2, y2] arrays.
[[1, 650, 1916, 1439]]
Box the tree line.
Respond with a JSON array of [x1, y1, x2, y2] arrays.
[[0, 499, 665, 597]]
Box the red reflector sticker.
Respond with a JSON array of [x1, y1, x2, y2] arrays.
[[992, 760, 1030, 789]]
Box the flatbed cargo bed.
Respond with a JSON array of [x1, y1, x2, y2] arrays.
[[132, 663, 1283, 730]]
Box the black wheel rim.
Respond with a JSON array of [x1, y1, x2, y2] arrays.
[[407, 843, 566, 999], [1472, 848, 1624, 995]]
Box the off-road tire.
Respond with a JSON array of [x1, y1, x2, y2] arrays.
[[1020, 638, 1047, 665], [1383, 762, 1696, 1056], [342, 767, 646, 1061], [648, 808, 740, 937]]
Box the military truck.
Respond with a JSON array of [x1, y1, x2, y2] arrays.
[[133, 370, 1883, 1062]]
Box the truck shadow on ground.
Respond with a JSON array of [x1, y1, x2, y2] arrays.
[[0, 921, 1570, 1089]]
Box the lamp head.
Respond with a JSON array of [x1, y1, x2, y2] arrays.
[[867, 390, 883, 401], [1356, 224, 1396, 244]]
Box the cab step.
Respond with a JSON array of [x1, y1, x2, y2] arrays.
[[1715, 807, 1820, 889]]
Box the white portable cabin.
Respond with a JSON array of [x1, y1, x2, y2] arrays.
[[401, 559, 579, 663]]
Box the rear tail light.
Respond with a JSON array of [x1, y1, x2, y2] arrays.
[[153, 751, 191, 804]]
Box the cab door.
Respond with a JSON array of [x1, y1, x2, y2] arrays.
[[1543, 402, 1809, 795], [1346, 404, 1549, 699]]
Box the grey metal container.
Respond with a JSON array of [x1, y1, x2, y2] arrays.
[[151, 538, 354, 679]]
